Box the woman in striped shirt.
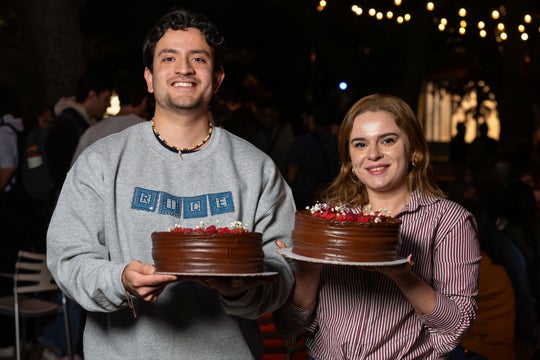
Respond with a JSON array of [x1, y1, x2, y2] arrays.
[[274, 94, 481, 359]]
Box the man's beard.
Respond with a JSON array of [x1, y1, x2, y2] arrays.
[[163, 94, 206, 112]]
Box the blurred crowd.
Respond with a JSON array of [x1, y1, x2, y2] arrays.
[[443, 119, 540, 359]]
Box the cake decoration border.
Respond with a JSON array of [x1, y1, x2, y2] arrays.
[[167, 220, 251, 233], [307, 202, 399, 224]]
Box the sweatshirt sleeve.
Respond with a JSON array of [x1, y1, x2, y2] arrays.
[[46, 153, 130, 312], [221, 165, 296, 319]]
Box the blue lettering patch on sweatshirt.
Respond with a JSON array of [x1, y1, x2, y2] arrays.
[[208, 192, 234, 215], [132, 187, 159, 212], [159, 192, 182, 217], [183, 194, 208, 218], [131, 188, 235, 220]]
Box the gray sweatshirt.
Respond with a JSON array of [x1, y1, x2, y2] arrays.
[[47, 122, 296, 360]]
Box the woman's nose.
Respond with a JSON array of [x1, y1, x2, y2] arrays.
[[367, 145, 382, 160]]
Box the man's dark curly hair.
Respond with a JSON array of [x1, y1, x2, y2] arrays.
[[142, 7, 225, 73]]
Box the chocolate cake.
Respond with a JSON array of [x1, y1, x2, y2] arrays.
[[152, 222, 264, 274], [291, 205, 402, 262]]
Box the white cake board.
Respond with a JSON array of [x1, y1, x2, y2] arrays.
[[156, 271, 278, 277], [278, 248, 408, 266]]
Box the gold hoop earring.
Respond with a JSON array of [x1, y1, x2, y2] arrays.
[[411, 157, 417, 166]]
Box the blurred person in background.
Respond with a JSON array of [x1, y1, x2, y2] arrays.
[[41, 70, 114, 360], [45, 69, 114, 197], [287, 103, 339, 210], [0, 86, 25, 357], [71, 74, 152, 163]]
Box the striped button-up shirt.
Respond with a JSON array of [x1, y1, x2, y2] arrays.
[[274, 191, 481, 359]]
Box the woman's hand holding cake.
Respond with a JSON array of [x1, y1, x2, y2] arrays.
[[276, 240, 322, 311]]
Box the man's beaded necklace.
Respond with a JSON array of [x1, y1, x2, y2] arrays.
[[151, 119, 212, 159]]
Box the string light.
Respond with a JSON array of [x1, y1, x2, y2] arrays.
[[316, 0, 326, 12], [318, 2, 539, 43], [352, 5, 363, 16]]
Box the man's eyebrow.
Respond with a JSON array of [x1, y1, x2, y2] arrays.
[[156, 48, 211, 57], [156, 48, 178, 57]]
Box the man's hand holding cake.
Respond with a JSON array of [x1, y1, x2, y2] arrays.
[[121, 260, 177, 304]]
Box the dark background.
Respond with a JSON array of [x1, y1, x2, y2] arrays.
[[1, 0, 539, 146]]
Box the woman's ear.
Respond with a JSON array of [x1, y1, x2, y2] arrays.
[[411, 151, 417, 166]]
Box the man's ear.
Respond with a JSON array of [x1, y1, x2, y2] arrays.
[[213, 67, 225, 94], [144, 67, 154, 93]]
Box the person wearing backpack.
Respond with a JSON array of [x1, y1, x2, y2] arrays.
[[19, 104, 57, 252]]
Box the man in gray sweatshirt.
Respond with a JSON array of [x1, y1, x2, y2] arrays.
[[47, 7, 296, 360]]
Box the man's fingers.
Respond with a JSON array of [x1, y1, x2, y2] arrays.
[[275, 240, 287, 249]]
